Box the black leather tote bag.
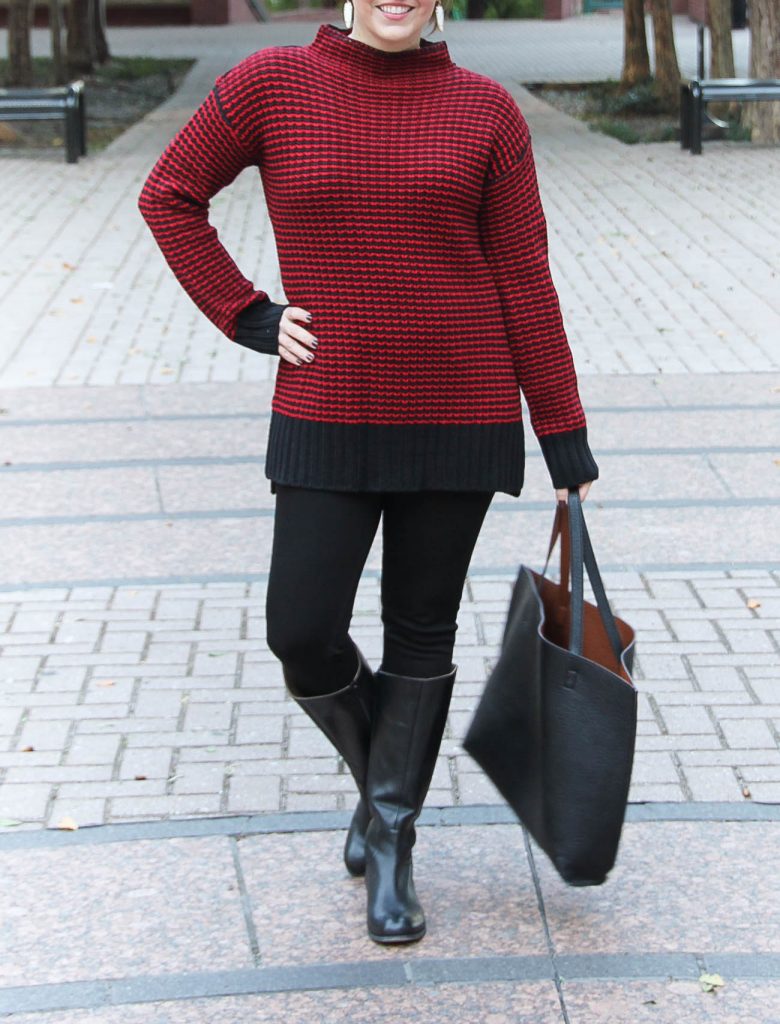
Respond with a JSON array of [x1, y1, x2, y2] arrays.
[[463, 490, 637, 886]]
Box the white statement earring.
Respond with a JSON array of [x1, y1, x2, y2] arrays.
[[434, 0, 444, 31], [343, 0, 354, 28]]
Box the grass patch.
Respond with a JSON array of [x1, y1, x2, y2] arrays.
[[0, 55, 194, 159], [526, 78, 751, 145]]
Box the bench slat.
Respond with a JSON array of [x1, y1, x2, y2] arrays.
[[0, 81, 86, 164]]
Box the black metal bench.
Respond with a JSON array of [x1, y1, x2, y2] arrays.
[[680, 24, 780, 154], [681, 77, 780, 154], [0, 81, 86, 164]]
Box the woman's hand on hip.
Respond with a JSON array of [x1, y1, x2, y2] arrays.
[[278, 307, 318, 366], [555, 481, 593, 503]]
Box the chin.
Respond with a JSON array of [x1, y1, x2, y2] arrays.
[[363, 4, 430, 36]]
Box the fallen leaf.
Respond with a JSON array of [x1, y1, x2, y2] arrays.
[[134, 774, 147, 781], [746, 598, 761, 609], [57, 817, 79, 831], [742, 785, 752, 798], [62, 262, 76, 271], [21, 744, 34, 752], [0, 123, 21, 143], [70, 297, 84, 305], [95, 679, 115, 688], [699, 972, 725, 993], [0, 818, 22, 827]]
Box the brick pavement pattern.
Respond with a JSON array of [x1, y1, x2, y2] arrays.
[[0, 17, 778, 836], [1, 569, 779, 829], [0, 19, 775, 389], [1, 17, 779, 1024]]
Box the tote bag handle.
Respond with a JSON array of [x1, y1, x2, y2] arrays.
[[542, 490, 624, 665]]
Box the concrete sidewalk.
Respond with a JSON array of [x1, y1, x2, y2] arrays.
[[0, 16, 779, 1023]]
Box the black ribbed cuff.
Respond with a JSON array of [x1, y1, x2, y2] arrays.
[[234, 299, 288, 356], [538, 426, 599, 489]]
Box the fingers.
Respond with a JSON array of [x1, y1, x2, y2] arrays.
[[278, 306, 318, 366], [554, 482, 594, 503]]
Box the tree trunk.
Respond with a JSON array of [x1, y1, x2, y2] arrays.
[[50, 0, 66, 84], [709, 0, 736, 75], [621, 0, 652, 90], [7, 0, 34, 86], [92, 0, 110, 64], [467, 0, 489, 18], [708, 0, 736, 120], [743, 0, 780, 143], [648, 0, 681, 111], [66, 0, 96, 76]]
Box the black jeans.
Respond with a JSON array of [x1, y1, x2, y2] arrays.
[[266, 485, 494, 696]]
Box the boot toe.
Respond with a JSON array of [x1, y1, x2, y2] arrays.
[[368, 909, 426, 944]]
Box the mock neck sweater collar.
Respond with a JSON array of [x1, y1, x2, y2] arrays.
[[309, 22, 454, 77]]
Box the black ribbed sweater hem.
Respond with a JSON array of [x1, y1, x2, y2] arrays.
[[537, 426, 599, 490], [265, 413, 525, 496]]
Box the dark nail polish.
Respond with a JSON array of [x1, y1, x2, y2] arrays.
[[305, 353, 314, 362], [310, 340, 318, 349]]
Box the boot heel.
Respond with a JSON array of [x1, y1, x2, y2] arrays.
[[344, 796, 370, 876]]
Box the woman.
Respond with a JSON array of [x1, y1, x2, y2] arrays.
[[138, 0, 597, 946]]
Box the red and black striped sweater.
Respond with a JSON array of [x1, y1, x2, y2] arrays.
[[138, 22, 598, 495]]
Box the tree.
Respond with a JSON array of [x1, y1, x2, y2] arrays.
[[66, 0, 96, 75], [708, 0, 736, 122], [92, 0, 110, 65], [50, 0, 66, 84], [467, 0, 490, 16], [621, 0, 651, 90], [744, 0, 780, 142], [647, 0, 681, 110], [708, 0, 736, 76], [7, 0, 34, 86]]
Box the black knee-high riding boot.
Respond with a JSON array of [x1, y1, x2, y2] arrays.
[[344, 795, 371, 876], [363, 665, 457, 944], [285, 643, 374, 876]]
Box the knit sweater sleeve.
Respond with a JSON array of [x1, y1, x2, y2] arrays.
[[477, 95, 599, 490], [137, 74, 269, 341]]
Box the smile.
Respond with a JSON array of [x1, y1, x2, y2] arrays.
[[376, 4, 415, 17]]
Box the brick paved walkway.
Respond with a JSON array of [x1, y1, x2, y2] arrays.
[[0, 16, 778, 1023], [1, 565, 779, 830], [0, 20, 773, 388]]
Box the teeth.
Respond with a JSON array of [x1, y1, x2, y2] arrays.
[[379, 4, 412, 10]]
